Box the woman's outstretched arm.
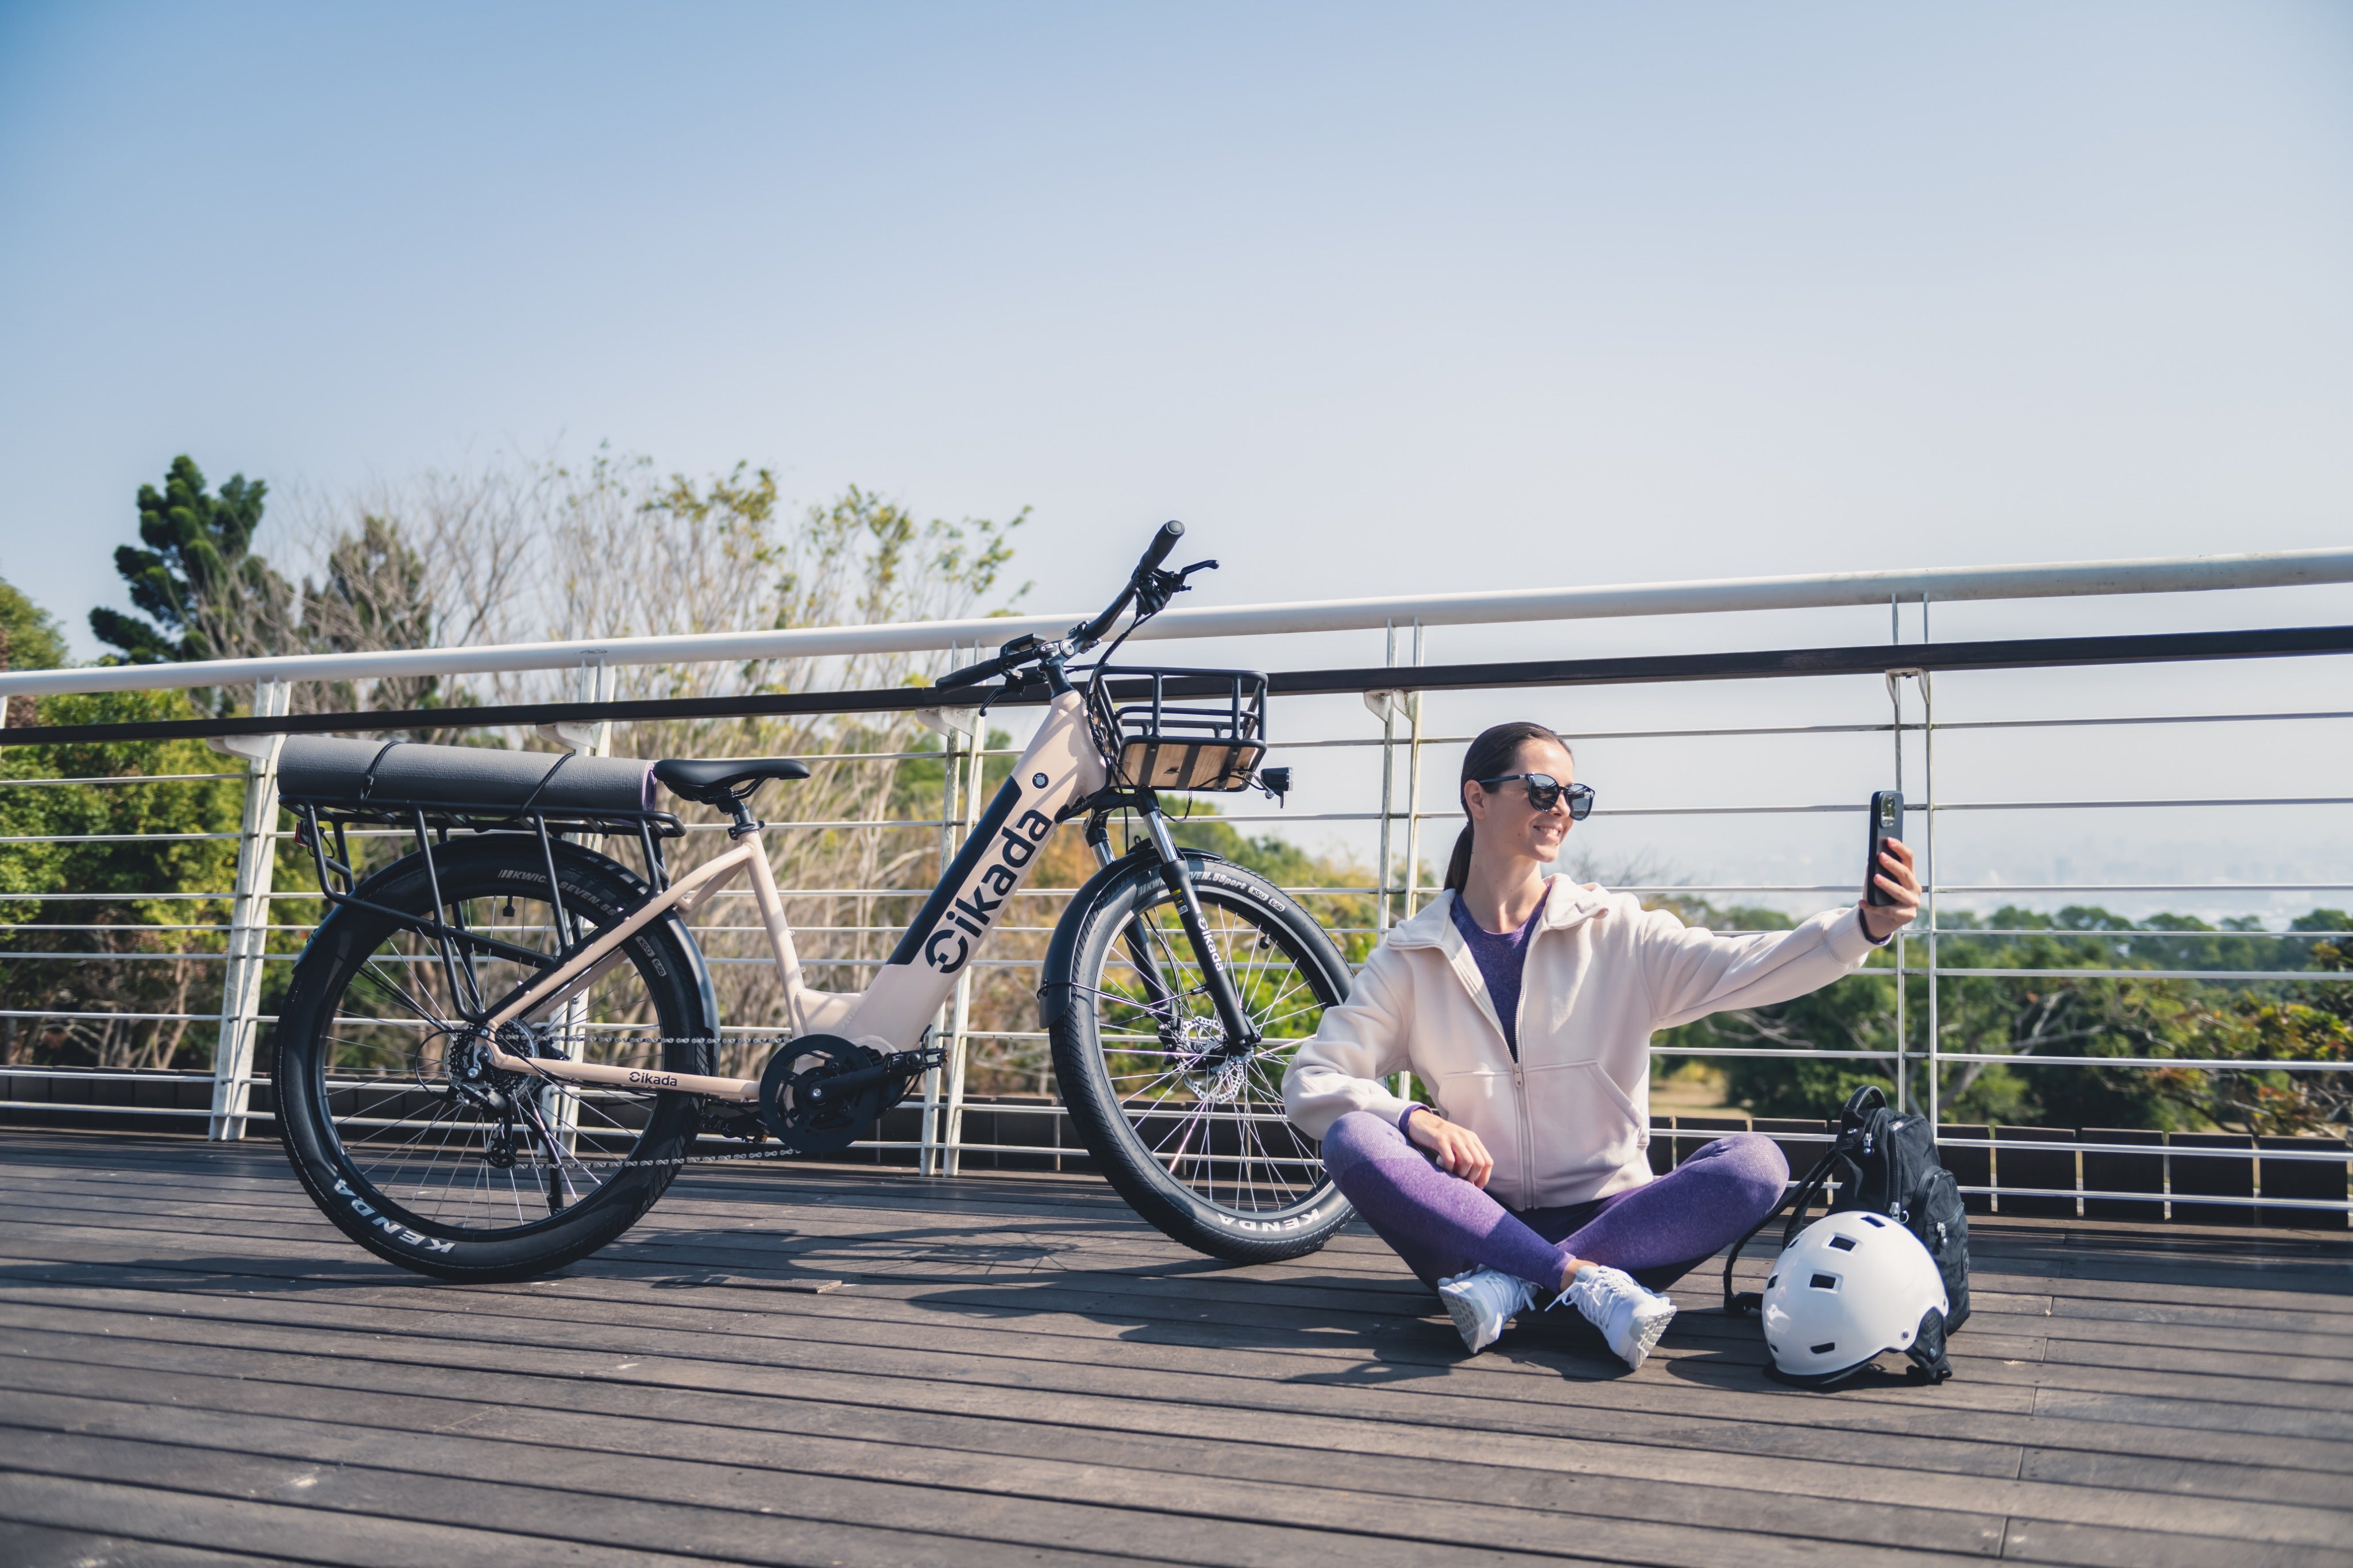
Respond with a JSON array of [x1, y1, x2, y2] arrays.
[[1637, 839, 1918, 1029]]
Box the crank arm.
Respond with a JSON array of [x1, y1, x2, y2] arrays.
[[809, 1045, 948, 1099]]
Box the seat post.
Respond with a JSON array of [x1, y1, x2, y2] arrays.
[[725, 791, 764, 840]]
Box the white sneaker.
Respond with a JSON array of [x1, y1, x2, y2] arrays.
[[1437, 1266, 1536, 1354], [1553, 1263, 1677, 1369]]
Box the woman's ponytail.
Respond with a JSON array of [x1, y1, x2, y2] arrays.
[[1444, 825, 1476, 894], [1442, 720, 1571, 895]]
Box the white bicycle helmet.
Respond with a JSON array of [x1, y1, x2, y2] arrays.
[[1761, 1210, 1951, 1385]]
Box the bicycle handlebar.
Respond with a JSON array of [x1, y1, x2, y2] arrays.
[[934, 523, 1191, 690], [935, 656, 1007, 689], [1072, 520, 1185, 649], [1140, 519, 1185, 571]]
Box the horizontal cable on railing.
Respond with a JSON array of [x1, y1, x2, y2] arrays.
[[0, 1068, 239, 1084], [3, 924, 236, 933], [0, 773, 245, 786], [0, 1009, 260, 1022], [1904, 967, 2353, 981], [1936, 1135, 2349, 1164], [0, 1100, 246, 1118], [1955, 1183, 2347, 1212], [1387, 795, 2353, 823], [1930, 1051, 2353, 1071], [0, 952, 248, 962], [1931, 929, 2343, 940], [1930, 708, 2353, 733], [0, 832, 242, 844]]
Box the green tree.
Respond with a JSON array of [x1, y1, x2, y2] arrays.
[[1, 577, 68, 673], [0, 689, 247, 1069], [1658, 898, 2353, 1134], [2, 576, 68, 729], [90, 455, 292, 665]]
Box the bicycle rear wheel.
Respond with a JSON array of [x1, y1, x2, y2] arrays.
[[1045, 851, 1355, 1262], [273, 835, 717, 1281]]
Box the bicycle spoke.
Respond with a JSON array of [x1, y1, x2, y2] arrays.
[[1071, 876, 1347, 1221]]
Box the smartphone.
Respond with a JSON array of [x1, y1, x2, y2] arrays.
[[1865, 790, 1904, 907]]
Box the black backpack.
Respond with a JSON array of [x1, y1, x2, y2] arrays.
[[1723, 1085, 1970, 1381]]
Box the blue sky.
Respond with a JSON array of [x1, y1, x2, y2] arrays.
[[4, 2, 2351, 906], [4, 2, 2348, 646]]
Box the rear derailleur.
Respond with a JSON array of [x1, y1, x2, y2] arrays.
[[443, 1025, 569, 1186]]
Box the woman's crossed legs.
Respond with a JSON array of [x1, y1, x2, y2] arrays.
[[1319, 1110, 1788, 1293]]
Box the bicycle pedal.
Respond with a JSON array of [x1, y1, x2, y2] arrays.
[[700, 1103, 768, 1142], [888, 1045, 948, 1074]]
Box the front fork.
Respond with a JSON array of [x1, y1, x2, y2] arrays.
[[1086, 801, 1261, 1055]]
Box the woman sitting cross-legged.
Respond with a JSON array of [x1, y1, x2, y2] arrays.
[[1282, 721, 1920, 1368]]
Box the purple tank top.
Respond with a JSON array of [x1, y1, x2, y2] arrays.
[[1449, 891, 1544, 1059]]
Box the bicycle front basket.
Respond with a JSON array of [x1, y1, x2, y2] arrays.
[[1087, 667, 1268, 792]]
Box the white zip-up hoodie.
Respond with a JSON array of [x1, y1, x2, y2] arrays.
[[1282, 877, 1883, 1211]]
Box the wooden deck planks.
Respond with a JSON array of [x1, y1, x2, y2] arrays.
[[0, 1130, 2347, 1567]]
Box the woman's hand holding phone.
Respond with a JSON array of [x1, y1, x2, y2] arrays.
[[1406, 1107, 1495, 1188], [1859, 836, 1922, 942]]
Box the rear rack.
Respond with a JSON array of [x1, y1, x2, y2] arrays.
[[1085, 667, 1268, 793], [284, 794, 685, 968]]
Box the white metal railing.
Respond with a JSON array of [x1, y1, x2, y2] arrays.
[[3, 547, 2349, 1220], [6, 546, 2352, 698]]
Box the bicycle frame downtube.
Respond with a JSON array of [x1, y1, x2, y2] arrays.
[[835, 689, 1110, 1048]]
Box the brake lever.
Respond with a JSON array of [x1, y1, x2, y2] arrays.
[[973, 673, 1024, 720], [1132, 559, 1216, 619]]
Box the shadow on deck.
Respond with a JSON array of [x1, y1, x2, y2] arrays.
[[0, 1129, 2347, 1567]]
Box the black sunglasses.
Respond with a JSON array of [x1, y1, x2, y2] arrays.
[[1478, 773, 1595, 820]]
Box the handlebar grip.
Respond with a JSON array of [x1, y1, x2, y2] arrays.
[[1139, 520, 1184, 573], [936, 656, 1001, 689]]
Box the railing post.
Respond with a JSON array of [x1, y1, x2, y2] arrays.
[[940, 726, 983, 1175], [1371, 621, 1399, 936], [916, 683, 975, 1176], [1887, 662, 1908, 1115], [1401, 620, 1426, 922], [209, 678, 290, 1140], [541, 656, 611, 1154], [1923, 666, 1941, 1146], [1368, 623, 1407, 1100]]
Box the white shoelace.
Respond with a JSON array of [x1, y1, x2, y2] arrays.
[[1552, 1262, 1677, 1369]]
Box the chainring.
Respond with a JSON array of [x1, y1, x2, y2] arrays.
[[758, 1036, 886, 1156]]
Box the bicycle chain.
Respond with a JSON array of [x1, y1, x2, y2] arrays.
[[526, 1034, 941, 1173]]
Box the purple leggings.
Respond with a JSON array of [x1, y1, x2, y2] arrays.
[[1321, 1110, 1788, 1293]]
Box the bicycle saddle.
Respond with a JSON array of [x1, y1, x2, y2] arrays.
[[653, 756, 812, 805]]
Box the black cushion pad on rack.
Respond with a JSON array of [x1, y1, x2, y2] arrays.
[[277, 736, 657, 815]]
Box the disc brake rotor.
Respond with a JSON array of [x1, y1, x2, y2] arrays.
[[1176, 1015, 1250, 1100]]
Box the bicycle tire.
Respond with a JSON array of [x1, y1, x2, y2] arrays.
[[273, 835, 718, 1282], [1045, 850, 1355, 1262]]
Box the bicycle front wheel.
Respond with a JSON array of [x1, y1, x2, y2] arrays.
[[273, 835, 718, 1281], [1045, 851, 1355, 1262]]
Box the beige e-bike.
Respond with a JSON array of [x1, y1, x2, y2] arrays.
[[272, 524, 1356, 1280]]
